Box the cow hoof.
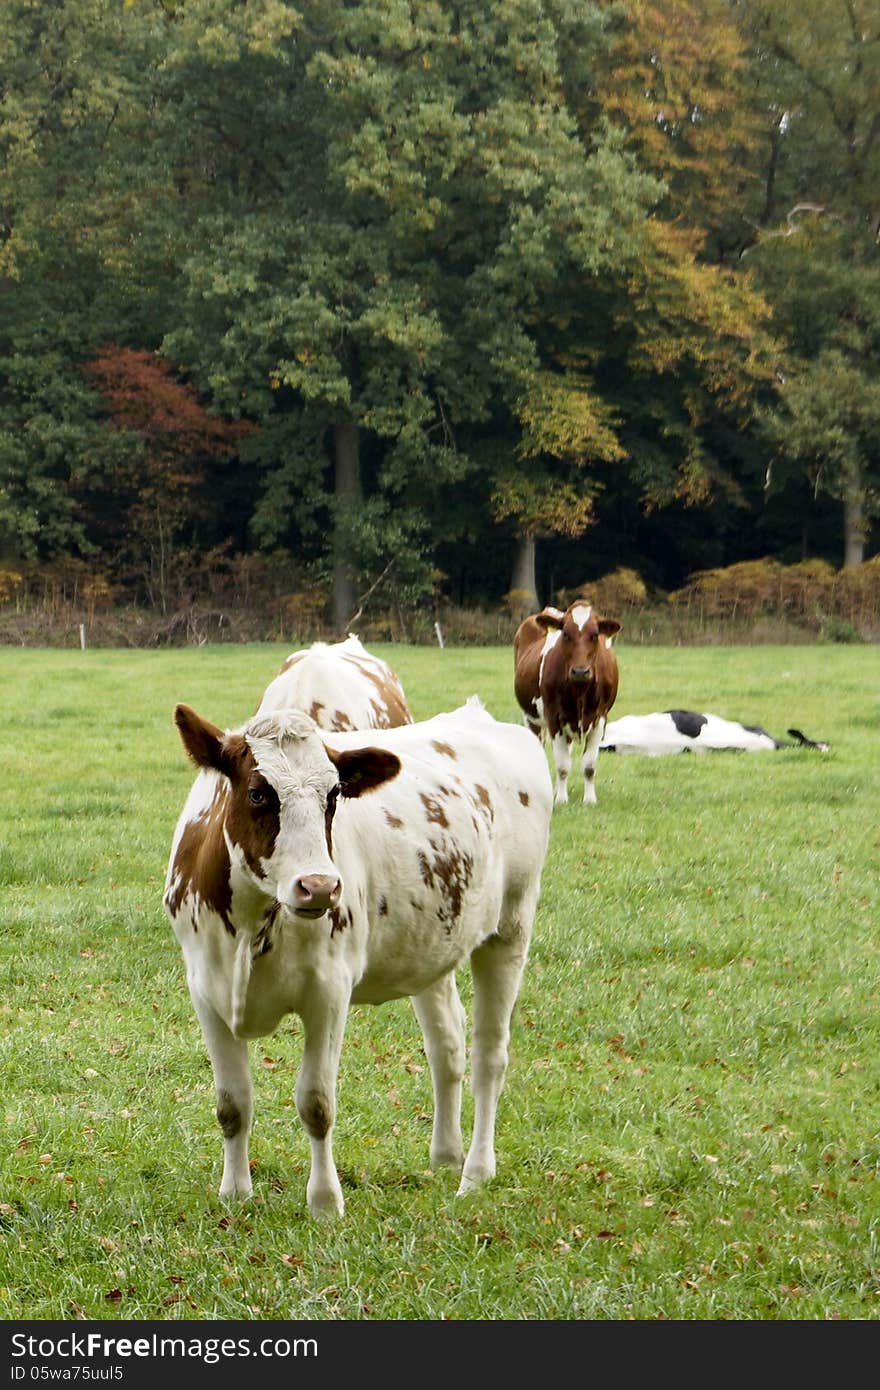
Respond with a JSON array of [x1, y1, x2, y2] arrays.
[[307, 1186, 345, 1219], [456, 1163, 495, 1195], [430, 1148, 465, 1171], [218, 1182, 252, 1200]]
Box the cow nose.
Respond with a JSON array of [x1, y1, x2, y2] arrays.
[[570, 666, 591, 681], [293, 874, 342, 913]]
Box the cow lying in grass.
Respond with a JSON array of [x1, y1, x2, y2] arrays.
[[600, 709, 830, 755], [163, 697, 552, 1217]]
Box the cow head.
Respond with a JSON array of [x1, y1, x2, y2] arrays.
[[173, 705, 400, 921], [536, 602, 621, 684]]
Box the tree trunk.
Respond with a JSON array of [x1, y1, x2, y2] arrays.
[[332, 420, 361, 632], [842, 471, 866, 568], [509, 534, 538, 611]]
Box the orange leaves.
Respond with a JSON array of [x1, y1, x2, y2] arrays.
[[85, 348, 251, 460]]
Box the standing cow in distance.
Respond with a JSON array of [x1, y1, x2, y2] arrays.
[[257, 633, 412, 731], [514, 601, 621, 807], [163, 696, 552, 1217]]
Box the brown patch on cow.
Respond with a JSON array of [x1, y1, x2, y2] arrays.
[[298, 1090, 332, 1139], [225, 756, 280, 882], [331, 709, 354, 732], [431, 740, 457, 759], [308, 700, 325, 725], [280, 651, 308, 675], [165, 785, 236, 935], [216, 1089, 242, 1138], [324, 786, 339, 853], [415, 843, 474, 933], [377, 894, 388, 917], [350, 659, 412, 727], [473, 784, 494, 823], [518, 790, 530, 806], [384, 809, 404, 829], [253, 907, 278, 958], [420, 791, 450, 828], [329, 904, 354, 938]]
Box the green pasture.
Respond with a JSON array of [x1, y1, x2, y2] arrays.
[[1, 641, 879, 1320]]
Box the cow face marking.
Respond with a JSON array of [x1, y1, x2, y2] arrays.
[[329, 904, 354, 937], [165, 782, 235, 934], [324, 785, 340, 852], [518, 790, 530, 806]]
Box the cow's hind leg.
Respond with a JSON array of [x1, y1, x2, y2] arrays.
[[411, 973, 466, 1170], [458, 924, 531, 1194], [192, 992, 254, 1199]]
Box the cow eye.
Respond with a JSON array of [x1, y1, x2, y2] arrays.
[[248, 787, 267, 807]]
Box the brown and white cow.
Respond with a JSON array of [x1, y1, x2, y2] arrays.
[[163, 697, 552, 1217], [514, 601, 621, 807], [256, 634, 412, 731]]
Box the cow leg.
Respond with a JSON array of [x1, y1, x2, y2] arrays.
[[411, 973, 466, 1170], [296, 989, 349, 1217], [192, 992, 254, 1199], [551, 731, 573, 805], [458, 932, 530, 1194], [581, 720, 604, 805]]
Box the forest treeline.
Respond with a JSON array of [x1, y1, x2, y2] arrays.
[[1, 0, 878, 638]]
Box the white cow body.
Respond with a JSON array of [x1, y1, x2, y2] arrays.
[[600, 710, 828, 756], [257, 634, 412, 731], [164, 697, 552, 1216]]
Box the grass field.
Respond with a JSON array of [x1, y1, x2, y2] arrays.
[[1, 639, 879, 1321]]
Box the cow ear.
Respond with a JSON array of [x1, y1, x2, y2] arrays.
[[535, 607, 564, 630], [174, 704, 228, 771], [324, 746, 402, 798], [599, 618, 621, 637]]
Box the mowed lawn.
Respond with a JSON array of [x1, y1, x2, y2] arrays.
[[1, 639, 879, 1321]]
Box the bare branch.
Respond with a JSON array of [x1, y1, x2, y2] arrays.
[[344, 558, 395, 633], [739, 203, 829, 258]]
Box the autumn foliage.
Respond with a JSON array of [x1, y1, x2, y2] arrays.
[[85, 347, 251, 478]]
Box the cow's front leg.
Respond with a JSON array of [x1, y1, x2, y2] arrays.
[[411, 973, 466, 1170], [297, 986, 349, 1217], [192, 991, 253, 1199], [551, 731, 573, 805], [581, 720, 604, 806]]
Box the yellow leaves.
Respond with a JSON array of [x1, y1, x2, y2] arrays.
[[514, 369, 626, 466], [490, 472, 595, 539]]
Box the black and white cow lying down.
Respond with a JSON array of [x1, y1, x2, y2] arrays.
[[600, 709, 830, 756]]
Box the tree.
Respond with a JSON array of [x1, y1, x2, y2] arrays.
[[736, 0, 880, 565], [83, 348, 252, 609]]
